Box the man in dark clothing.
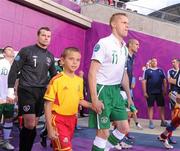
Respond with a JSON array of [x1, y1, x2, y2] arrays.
[[126, 39, 142, 130], [7, 27, 57, 151], [142, 58, 167, 129]]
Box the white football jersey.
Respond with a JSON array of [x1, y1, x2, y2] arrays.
[[0, 58, 11, 101], [92, 34, 128, 85]]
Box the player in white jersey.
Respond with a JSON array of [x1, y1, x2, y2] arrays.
[[0, 46, 15, 150], [88, 13, 134, 151]]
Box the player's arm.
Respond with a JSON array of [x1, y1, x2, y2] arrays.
[[79, 100, 92, 109], [167, 70, 173, 84], [177, 93, 180, 101], [161, 70, 167, 96], [142, 70, 148, 98], [44, 100, 58, 140], [142, 79, 148, 98], [44, 80, 59, 140], [7, 49, 25, 101], [121, 70, 133, 107], [168, 78, 176, 85], [88, 60, 104, 114], [131, 77, 136, 89]]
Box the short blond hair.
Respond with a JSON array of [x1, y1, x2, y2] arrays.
[[109, 13, 127, 29]]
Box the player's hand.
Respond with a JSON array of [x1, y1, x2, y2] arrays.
[[127, 97, 134, 108], [48, 128, 59, 140], [6, 97, 15, 104], [92, 100, 104, 114]]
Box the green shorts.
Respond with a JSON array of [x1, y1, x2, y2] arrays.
[[0, 104, 14, 118], [89, 84, 128, 129]]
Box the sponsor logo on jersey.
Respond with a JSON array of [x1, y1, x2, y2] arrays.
[[94, 44, 100, 52]]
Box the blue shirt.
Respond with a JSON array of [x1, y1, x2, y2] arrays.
[[144, 68, 165, 94], [176, 70, 180, 93], [127, 54, 135, 87], [167, 68, 179, 92]]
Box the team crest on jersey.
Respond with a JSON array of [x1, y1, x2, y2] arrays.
[[100, 116, 108, 124], [94, 44, 100, 52], [14, 55, 20, 61], [46, 57, 51, 66], [23, 105, 30, 112]]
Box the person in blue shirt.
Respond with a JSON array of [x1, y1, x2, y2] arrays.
[[166, 58, 179, 144], [126, 39, 143, 129], [167, 59, 179, 111], [142, 58, 167, 129]]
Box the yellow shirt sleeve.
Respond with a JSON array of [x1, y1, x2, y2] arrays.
[[44, 79, 57, 102]]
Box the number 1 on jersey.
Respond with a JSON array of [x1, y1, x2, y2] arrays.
[[112, 53, 118, 64]]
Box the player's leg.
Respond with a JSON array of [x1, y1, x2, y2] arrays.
[[147, 94, 155, 129], [51, 114, 76, 151], [106, 86, 129, 150], [89, 85, 112, 151], [1, 104, 15, 150], [18, 87, 38, 151]]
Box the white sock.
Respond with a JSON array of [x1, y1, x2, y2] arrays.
[[93, 136, 107, 149], [105, 141, 114, 151], [112, 129, 125, 140], [3, 122, 13, 140]]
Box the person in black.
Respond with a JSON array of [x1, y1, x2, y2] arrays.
[[142, 58, 167, 129], [7, 27, 57, 151]]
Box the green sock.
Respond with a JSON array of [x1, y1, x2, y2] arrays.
[[92, 144, 104, 151], [108, 133, 120, 146]]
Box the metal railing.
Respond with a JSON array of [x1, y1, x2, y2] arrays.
[[81, 0, 180, 24]]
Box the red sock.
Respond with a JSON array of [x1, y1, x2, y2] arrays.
[[160, 133, 167, 140]]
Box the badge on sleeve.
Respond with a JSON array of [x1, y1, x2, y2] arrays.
[[93, 44, 100, 52], [14, 55, 20, 61]]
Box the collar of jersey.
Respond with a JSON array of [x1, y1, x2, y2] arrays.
[[149, 67, 158, 70], [110, 34, 126, 48], [61, 71, 75, 79]]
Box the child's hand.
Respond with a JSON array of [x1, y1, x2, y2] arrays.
[[92, 100, 104, 114], [48, 128, 59, 140]]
